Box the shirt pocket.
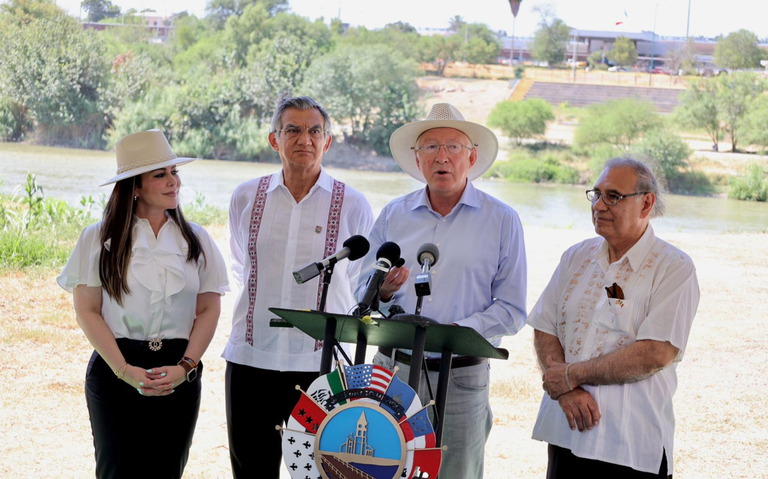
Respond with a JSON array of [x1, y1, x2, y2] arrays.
[[595, 298, 635, 336]]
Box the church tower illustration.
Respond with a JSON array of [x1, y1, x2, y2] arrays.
[[339, 411, 375, 456]]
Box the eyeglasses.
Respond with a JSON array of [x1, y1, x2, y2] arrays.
[[586, 189, 648, 206], [277, 126, 326, 139], [411, 142, 474, 157]]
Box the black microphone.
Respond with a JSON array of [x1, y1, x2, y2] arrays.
[[355, 242, 401, 316], [414, 243, 439, 297], [293, 235, 370, 284]]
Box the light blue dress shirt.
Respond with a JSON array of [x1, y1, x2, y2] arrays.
[[359, 181, 527, 348]]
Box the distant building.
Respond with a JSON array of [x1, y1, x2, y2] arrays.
[[499, 29, 768, 70], [81, 13, 175, 42]]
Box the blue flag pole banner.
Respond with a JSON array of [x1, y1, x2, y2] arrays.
[[282, 364, 443, 479]]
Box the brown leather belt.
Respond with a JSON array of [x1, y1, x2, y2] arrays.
[[377, 347, 487, 371]]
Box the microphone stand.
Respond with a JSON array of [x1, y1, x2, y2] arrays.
[[318, 260, 353, 374]]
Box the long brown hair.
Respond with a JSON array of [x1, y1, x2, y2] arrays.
[[99, 175, 205, 306]]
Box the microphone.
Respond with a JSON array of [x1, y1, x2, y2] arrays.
[[355, 242, 401, 316], [293, 235, 370, 284], [414, 243, 439, 297]]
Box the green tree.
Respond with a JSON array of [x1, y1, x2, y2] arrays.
[[574, 99, 661, 151], [0, 0, 63, 25], [666, 38, 698, 75], [385, 21, 417, 34], [448, 15, 466, 33], [0, 14, 108, 147], [81, 0, 120, 22], [675, 78, 722, 149], [633, 129, 691, 188], [416, 34, 462, 76], [206, 0, 287, 28], [742, 97, 768, 153], [301, 45, 421, 155], [530, 5, 570, 66], [607, 36, 637, 67], [487, 99, 554, 145], [715, 71, 765, 152], [243, 34, 320, 122], [714, 29, 766, 70], [458, 23, 502, 64]]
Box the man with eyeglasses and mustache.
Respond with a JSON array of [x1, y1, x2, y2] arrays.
[[360, 103, 528, 479], [224, 96, 373, 478], [528, 158, 699, 479]]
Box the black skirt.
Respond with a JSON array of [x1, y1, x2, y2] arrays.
[[85, 338, 203, 479]]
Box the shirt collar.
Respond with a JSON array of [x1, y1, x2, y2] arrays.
[[594, 224, 656, 271], [270, 166, 332, 193], [411, 180, 481, 213]]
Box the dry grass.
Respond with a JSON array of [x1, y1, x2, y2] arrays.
[[1, 225, 767, 478]]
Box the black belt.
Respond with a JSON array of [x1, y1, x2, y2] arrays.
[[377, 347, 486, 371]]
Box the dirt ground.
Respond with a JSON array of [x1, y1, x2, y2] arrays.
[[1, 223, 767, 479]]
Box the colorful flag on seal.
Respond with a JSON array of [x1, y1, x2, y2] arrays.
[[306, 367, 346, 411], [344, 364, 394, 403], [281, 427, 318, 479], [289, 391, 327, 434], [405, 408, 436, 448], [380, 373, 419, 420], [409, 448, 443, 479]]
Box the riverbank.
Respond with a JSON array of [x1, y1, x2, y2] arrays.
[[1, 224, 766, 478]]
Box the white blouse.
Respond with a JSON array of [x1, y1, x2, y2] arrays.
[[57, 217, 229, 340]]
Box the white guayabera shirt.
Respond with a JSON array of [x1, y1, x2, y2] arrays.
[[223, 168, 374, 372], [57, 217, 229, 340], [527, 225, 700, 474]]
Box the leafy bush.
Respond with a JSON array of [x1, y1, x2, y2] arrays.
[[587, 144, 623, 181], [182, 192, 228, 226], [633, 129, 691, 186], [486, 149, 579, 184], [729, 163, 768, 201], [575, 99, 661, 151], [0, 173, 95, 271], [0, 96, 30, 141], [487, 99, 555, 146]]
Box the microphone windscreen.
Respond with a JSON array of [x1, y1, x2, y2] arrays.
[[343, 235, 370, 261], [417, 243, 440, 266], [376, 241, 401, 265]]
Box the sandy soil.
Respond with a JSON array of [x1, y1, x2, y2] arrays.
[[1, 223, 767, 479]]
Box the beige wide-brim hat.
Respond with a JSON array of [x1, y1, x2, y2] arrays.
[[100, 129, 196, 186], [389, 103, 499, 183]]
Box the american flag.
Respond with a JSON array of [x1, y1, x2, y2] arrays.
[[344, 364, 394, 396]]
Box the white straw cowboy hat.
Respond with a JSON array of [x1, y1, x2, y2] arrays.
[[100, 129, 196, 186], [389, 103, 499, 183]]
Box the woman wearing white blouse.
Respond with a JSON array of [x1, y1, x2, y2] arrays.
[[57, 130, 229, 479]]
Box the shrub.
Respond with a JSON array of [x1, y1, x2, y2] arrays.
[[633, 129, 691, 186], [729, 163, 768, 201], [486, 149, 579, 184], [487, 99, 555, 146], [575, 99, 661, 151]]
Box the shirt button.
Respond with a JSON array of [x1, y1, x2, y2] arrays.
[[428, 298, 433, 302], [431, 270, 437, 275], [436, 242, 441, 247], [441, 219, 446, 223]]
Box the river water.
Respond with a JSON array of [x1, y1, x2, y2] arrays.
[[1, 143, 767, 234]]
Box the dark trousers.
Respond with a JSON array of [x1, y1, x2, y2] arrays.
[[547, 444, 672, 479], [225, 362, 319, 479], [85, 339, 202, 479]]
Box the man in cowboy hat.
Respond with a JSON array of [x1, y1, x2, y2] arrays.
[[361, 103, 528, 479], [224, 96, 374, 478]]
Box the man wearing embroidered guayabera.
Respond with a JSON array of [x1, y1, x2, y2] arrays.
[[223, 96, 374, 478], [528, 158, 700, 479], [362, 103, 528, 479]]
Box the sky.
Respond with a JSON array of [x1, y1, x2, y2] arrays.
[[51, 0, 768, 39]]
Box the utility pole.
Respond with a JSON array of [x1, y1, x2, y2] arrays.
[[686, 0, 692, 40]]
